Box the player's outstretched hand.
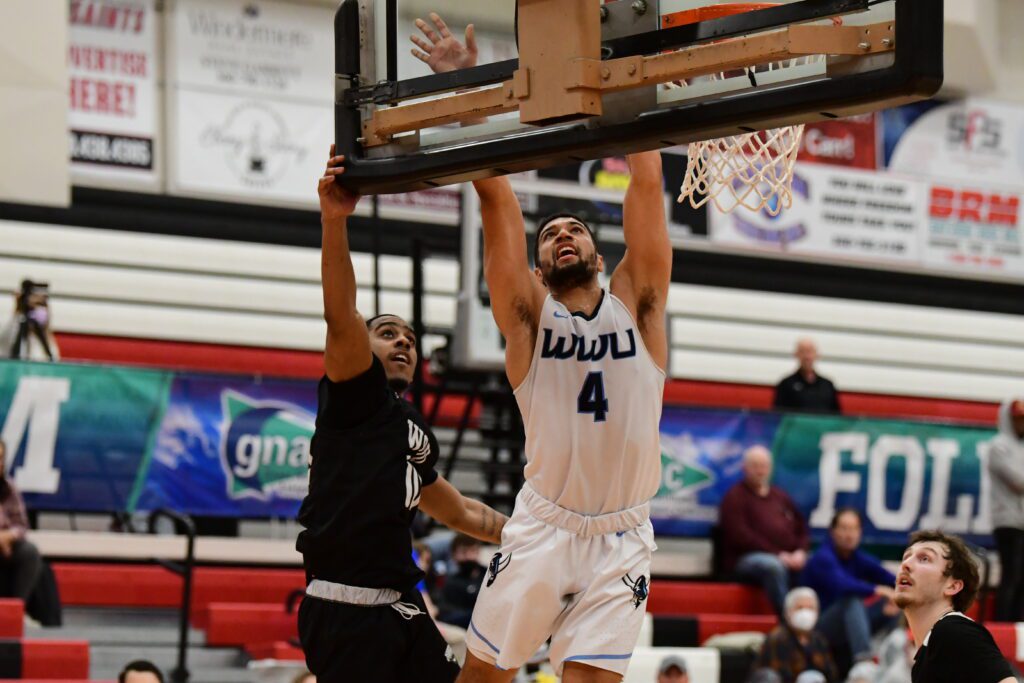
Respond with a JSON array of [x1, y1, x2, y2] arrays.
[[410, 11, 477, 73], [318, 144, 360, 221]]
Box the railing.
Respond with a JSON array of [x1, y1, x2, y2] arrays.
[[147, 508, 197, 683]]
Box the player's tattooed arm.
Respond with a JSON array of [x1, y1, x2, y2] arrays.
[[419, 476, 508, 544]]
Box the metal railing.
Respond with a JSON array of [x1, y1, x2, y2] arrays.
[[147, 508, 197, 683]]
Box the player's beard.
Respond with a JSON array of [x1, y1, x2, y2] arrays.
[[388, 376, 411, 393], [893, 593, 913, 609], [542, 253, 598, 291]]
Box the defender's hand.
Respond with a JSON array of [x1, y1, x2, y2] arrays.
[[318, 145, 361, 221], [410, 12, 478, 73]]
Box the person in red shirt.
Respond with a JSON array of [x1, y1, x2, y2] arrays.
[[719, 445, 809, 614], [0, 439, 42, 601]]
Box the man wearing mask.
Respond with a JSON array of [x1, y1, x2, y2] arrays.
[[437, 534, 485, 629], [755, 587, 839, 683], [987, 397, 1024, 622], [0, 439, 42, 602], [1, 280, 60, 362]]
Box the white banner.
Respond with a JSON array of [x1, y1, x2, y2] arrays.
[[171, 0, 332, 100], [888, 98, 1024, 188], [68, 0, 159, 187], [168, 0, 333, 206], [171, 90, 329, 204], [710, 163, 923, 264], [923, 182, 1024, 276]]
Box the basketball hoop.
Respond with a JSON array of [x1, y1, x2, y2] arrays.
[[666, 3, 834, 216]]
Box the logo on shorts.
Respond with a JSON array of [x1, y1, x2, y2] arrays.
[[486, 552, 512, 587], [621, 573, 649, 610]]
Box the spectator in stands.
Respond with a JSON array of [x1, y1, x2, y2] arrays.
[[844, 660, 879, 683], [988, 397, 1024, 622], [1, 280, 60, 362], [0, 439, 42, 602], [656, 654, 689, 682], [720, 445, 809, 614], [118, 660, 164, 683], [755, 587, 839, 683], [436, 533, 485, 628], [773, 338, 839, 414], [802, 508, 897, 663]]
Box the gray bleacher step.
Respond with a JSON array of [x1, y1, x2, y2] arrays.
[[61, 606, 182, 628], [90, 644, 244, 672], [26, 623, 206, 646]]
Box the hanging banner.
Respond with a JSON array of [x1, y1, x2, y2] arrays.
[[798, 114, 879, 170], [134, 372, 315, 517], [709, 162, 923, 263], [167, 0, 333, 206], [68, 0, 160, 188], [0, 360, 170, 512]]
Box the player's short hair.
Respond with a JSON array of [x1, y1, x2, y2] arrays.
[[365, 313, 405, 329], [119, 660, 164, 683], [533, 211, 597, 266], [908, 529, 980, 613], [450, 533, 481, 555], [830, 506, 862, 529]]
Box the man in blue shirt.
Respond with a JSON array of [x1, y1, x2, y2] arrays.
[[802, 508, 898, 662]]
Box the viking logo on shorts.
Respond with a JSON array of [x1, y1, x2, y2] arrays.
[[621, 573, 649, 610], [486, 552, 512, 587], [407, 420, 431, 464]]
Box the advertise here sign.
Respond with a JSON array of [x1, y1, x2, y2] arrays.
[[168, 0, 333, 206], [68, 0, 159, 187]]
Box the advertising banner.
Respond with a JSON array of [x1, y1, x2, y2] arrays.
[[68, 0, 159, 188], [167, 0, 333, 206], [134, 372, 315, 517], [798, 114, 878, 170], [654, 407, 995, 545], [0, 360, 170, 512], [922, 182, 1023, 276], [709, 162, 923, 263]]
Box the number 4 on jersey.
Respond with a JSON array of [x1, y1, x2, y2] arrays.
[[577, 372, 608, 422]]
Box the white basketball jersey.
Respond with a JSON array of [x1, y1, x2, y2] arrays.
[[513, 290, 666, 515]]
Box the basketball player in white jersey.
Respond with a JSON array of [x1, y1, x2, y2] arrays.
[[411, 16, 671, 683]]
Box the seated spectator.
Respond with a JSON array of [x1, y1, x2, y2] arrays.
[[720, 445, 809, 614], [0, 439, 42, 602], [844, 661, 879, 683], [436, 533, 484, 628], [755, 587, 839, 683], [876, 617, 913, 683], [1, 280, 60, 361], [988, 396, 1024, 622], [657, 654, 689, 682], [802, 508, 897, 663], [773, 338, 839, 414], [119, 660, 164, 683]]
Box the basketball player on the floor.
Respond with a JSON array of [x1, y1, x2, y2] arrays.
[[412, 17, 672, 682], [894, 530, 1014, 683], [296, 146, 508, 683]]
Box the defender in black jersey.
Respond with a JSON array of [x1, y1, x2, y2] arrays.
[[894, 530, 1014, 683], [297, 148, 508, 683]]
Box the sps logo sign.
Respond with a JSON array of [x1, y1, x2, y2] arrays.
[[947, 109, 1003, 156]]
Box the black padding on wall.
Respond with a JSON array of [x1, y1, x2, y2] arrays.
[[651, 615, 699, 647]]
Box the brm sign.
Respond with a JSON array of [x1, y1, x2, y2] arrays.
[[924, 184, 1023, 274]]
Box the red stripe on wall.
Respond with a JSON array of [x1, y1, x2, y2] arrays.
[[54, 333, 999, 426]]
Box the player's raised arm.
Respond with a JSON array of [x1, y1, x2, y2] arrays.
[[610, 151, 673, 370], [318, 147, 370, 382], [411, 13, 544, 385]]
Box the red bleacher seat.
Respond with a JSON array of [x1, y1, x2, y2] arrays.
[[246, 641, 304, 661], [205, 603, 297, 647], [0, 640, 90, 680], [0, 602, 23, 639], [52, 564, 304, 626], [648, 581, 774, 616]]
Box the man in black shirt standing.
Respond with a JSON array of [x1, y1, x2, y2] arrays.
[[894, 530, 1014, 683], [296, 148, 508, 683], [773, 338, 840, 414]]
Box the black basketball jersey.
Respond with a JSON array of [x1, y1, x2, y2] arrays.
[[296, 356, 440, 593]]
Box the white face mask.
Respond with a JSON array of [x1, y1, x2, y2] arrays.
[[789, 607, 818, 632]]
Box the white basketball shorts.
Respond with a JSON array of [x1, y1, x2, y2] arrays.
[[464, 484, 656, 676]]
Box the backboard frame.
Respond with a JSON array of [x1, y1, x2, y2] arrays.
[[334, 0, 942, 195]]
